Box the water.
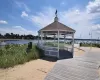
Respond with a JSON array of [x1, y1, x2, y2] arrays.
[[0, 40, 38, 46], [0, 39, 98, 46], [0, 40, 61, 46]]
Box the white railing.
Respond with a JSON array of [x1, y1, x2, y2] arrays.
[[44, 46, 58, 57], [37, 43, 72, 57]]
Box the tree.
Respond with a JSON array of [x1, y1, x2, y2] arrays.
[[0, 33, 36, 39], [0, 33, 3, 38], [4, 33, 11, 39]]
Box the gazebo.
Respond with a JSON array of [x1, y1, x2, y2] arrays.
[[38, 10, 75, 59]]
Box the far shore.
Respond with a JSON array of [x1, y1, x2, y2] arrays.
[[0, 39, 34, 41]]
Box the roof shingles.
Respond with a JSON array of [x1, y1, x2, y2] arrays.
[[39, 21, 75, 32]]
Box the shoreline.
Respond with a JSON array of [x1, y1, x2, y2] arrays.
[[0, 47, 100, 80]]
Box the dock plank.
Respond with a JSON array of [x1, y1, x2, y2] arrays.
[[45, 57, 100, 80], [57, 59, 99, 69]]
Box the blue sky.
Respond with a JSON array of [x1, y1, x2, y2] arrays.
[[0, 0, 100, 39]]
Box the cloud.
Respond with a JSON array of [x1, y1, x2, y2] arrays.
[[30, 7, 55, 27], [90, 24, 100, 38], [21, 0, 100, 39], [21, 11, 28, 17], [0, 20, 8, 24], [60, 1, 66, 6], [0, 26, 37, 35], [15, 1, 30, 12], [92, 24, 100, 33], [86, 0, 100, 13], [92, 24, 100, 30], [27, 6, 100, 38]]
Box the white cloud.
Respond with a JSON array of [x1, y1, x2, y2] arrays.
[[86, 0, 100, 13], [89, 24, 100, 38], [92, 24, 100, 33], [0, 20, 8, 24], [60, 1, 66, 6], [30, 7, 55, 27], [92, 24, 100, 30], [0, 26, 37, 35], [26, 6, 100, 38], [15, 1, 30, 12], [21, 11, 28, 17], [20, 0, 100, 39]]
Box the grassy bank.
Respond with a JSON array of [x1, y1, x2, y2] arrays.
[[80, 43, 100, 48], [0, 44, 44, 68]]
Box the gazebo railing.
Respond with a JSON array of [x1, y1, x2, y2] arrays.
[[44, 46, 58, 57], [37, 43, 73, 58], [44, 46, 57, 50], [64, 46, 72, 52], [37, 44, 58, 57], [45, 50, 58, 57]]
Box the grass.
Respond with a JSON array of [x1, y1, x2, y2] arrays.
[[0, 44, 44, 68], [80, 43, 100, 48]]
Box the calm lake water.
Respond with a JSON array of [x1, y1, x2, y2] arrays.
[[0, 40, 64, 46], [0, 39, 98, 46], [0, 40, 39, 46], [0, 40, 57, 45], [5, 40, 38, 45]]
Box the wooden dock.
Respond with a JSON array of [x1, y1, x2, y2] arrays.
[[45, 57, 100, 80]]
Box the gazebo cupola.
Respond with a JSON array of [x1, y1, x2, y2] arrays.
[[38, 10, 76, 59]]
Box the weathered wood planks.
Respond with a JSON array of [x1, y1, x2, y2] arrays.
[[45, 57, 100, 80]]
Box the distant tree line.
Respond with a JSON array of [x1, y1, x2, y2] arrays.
[[0, 33, 54, 40], [0, 33, 38, 39]]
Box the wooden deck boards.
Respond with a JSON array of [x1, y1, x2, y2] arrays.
[[57, 58, 99, 69], [45, 57, 100, 80]]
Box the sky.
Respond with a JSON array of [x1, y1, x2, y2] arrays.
[[0, 0, 100, 39]]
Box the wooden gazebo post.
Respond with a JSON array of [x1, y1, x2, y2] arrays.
[[41, 31, 43, 45], [72, 32, 74, 56], [64, 34, 66, 49], [57, 30, 60, 58], [38, 32, 40, 45], [53, 34, 56, 46]]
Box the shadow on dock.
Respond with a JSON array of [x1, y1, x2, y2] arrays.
[[41, 56, 58, 62], [59, 49, 73, 59], [41, 49, 73, 62]]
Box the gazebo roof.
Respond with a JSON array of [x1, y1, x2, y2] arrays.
[[39, 21, 75, 32], [38, 10, 75, 33]]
